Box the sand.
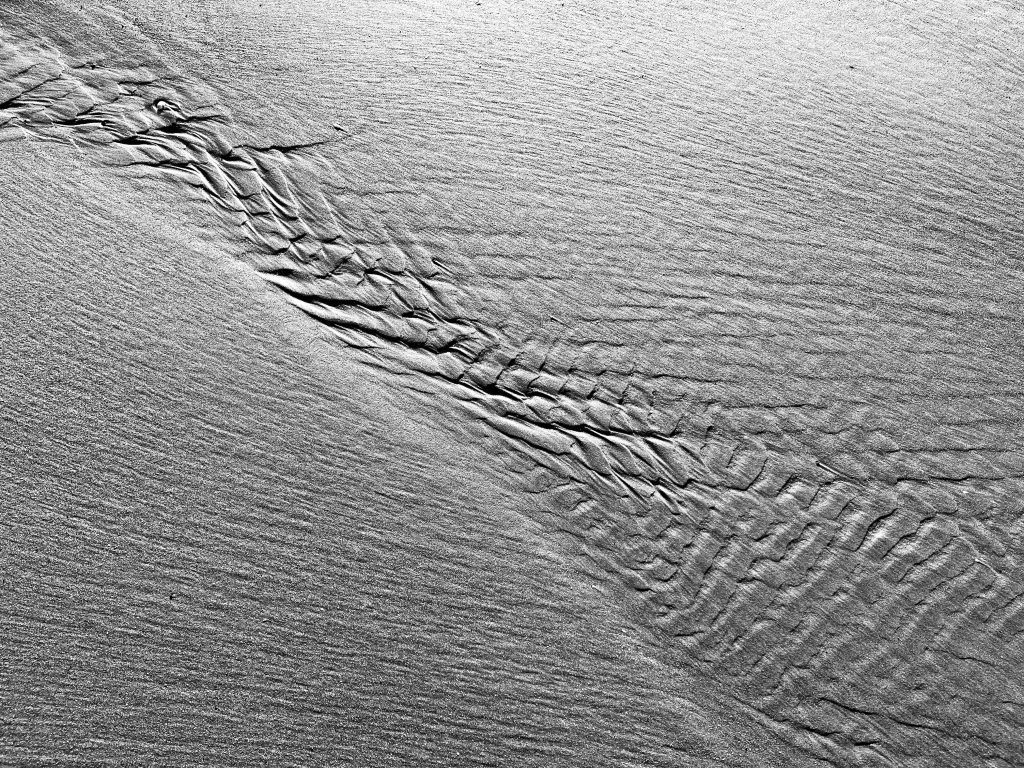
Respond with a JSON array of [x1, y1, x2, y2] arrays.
[[2, 2, 1022, 766]]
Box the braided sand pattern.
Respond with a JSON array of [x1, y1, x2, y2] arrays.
[[3, 24, 1022, 767]]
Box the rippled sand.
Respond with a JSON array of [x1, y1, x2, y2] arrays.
[[2, 2, 1022, 766]]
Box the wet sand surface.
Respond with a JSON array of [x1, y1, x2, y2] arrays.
[[2, 2, 1022, 766]]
